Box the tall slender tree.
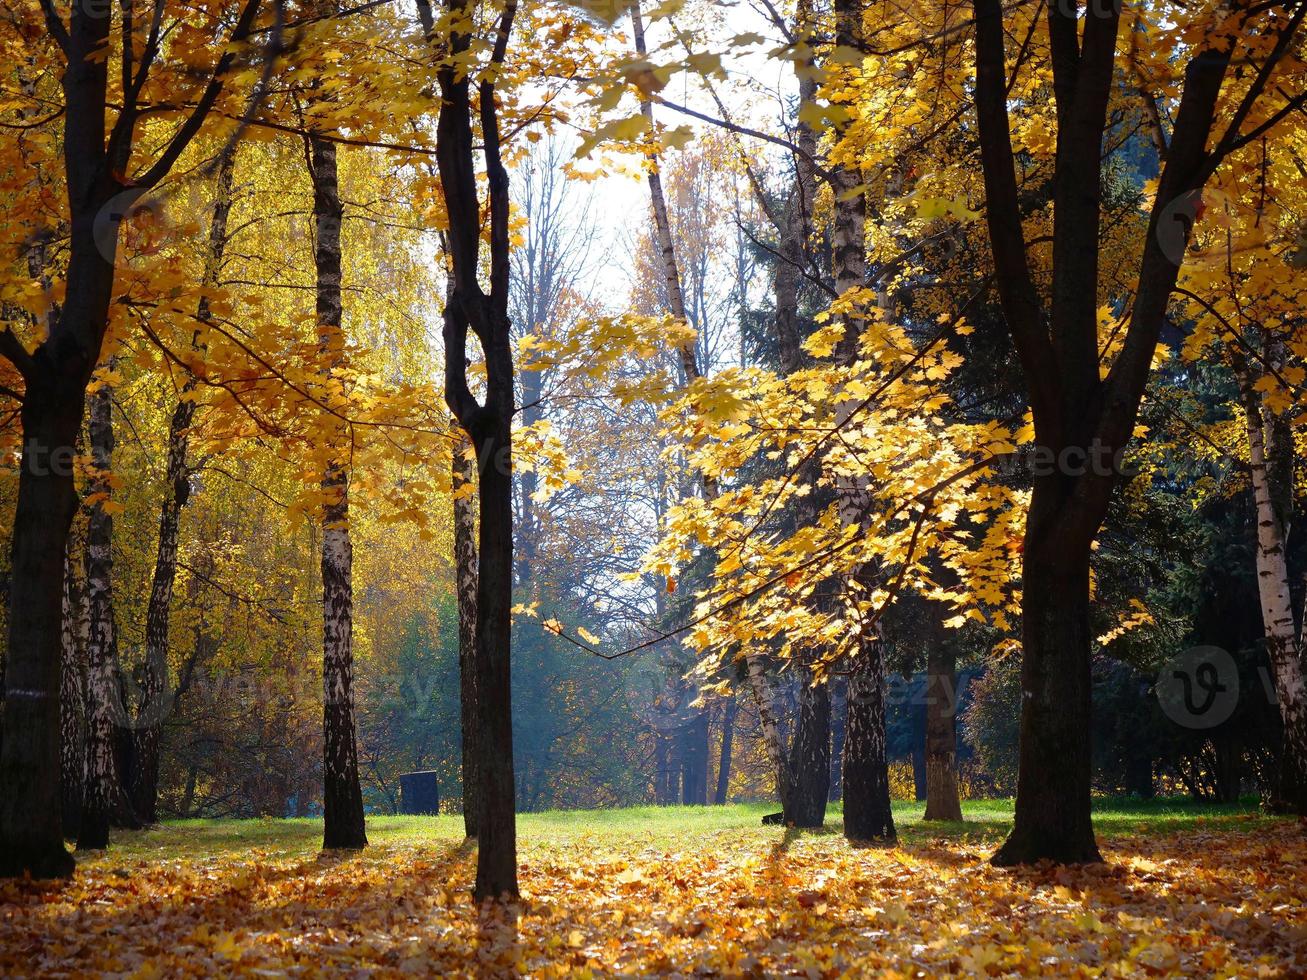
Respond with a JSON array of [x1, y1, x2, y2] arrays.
[[421, 0, 520, 899], [79, 380, 125, 850], [130, 146, 239, 824], [630, 0, 795, 816], [308, 132, 367, 851]]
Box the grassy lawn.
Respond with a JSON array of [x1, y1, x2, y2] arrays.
[[2, 798, 1303, 976], [114, 796, 1271, 859]]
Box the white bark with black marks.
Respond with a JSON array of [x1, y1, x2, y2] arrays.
[[1237, 365, 1307, 813], [310, 133, 367, 851]]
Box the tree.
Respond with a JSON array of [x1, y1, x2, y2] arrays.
[[970, 0, 1306, 864], [452, 428, 480, 837], [0, 0, 265, 879], [307, 131, 368, 851], [421, 0, 521, 900], [130, 145, 238, 825]]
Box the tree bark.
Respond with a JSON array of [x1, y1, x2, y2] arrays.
[[59, 530, 88, 838], [79, 382, 125, 851], [843, 637, 896, 843], [785, 673, 830, 826], [453, 428, 480, 837], [0, 380, 84, 876], [132, 147, 237, 825], [1236, 366, 1307, 814], [427, 0, 520, 899], [680, 708, 709, 805], [991, 535, 1100, 863], [309, 134, 367, 851], [829, 677, 846, 801], [923, 644, 963, 821], [713, 695, 737, 804]]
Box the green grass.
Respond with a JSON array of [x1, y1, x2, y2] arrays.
[[107, 796, 1274, 863]]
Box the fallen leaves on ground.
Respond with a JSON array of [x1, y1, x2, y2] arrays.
[[1, 819, 1304, 977]]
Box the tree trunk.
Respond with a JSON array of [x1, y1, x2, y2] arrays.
[[654, 733, 670, 803], [0, 376, 89, 875], [132, 146, 237, 825], [310, 134, 367, 851], [80, 383, 123, 851], [911, 701, 927, 803], [784, 672, 830, 826], [1236, 371, 1307, 815], [453, 428, 480, 837], [59, 532, 87, 838], [428, 0, 519, 898], [469, 409, 517, 897], [991, 530, 1101, 864], [680, 708, 709, 805], [843, 638, 896, 843], [923, 644, 963, 821], [714, 695, 737, 804]]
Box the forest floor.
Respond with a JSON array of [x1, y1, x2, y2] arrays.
[[1, 799, 1304, 976]]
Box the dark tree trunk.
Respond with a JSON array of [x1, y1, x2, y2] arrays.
[[911, 699, 927, 803], [309, 134, 367, 852], [991, 537, 1100, 864], [969, 0, 1246, 864], [132, 147, 237, 826], [1213, 735, 1242, 804], [0, 245, 110, 877], [426, 0, 520, 900], [843, 640, 896, 843], [923, 644, 963, 821], [0, 0, 259, 882], [784, 672, 830, 826], [714, 696, 737, 805], [829, 677, 846, 802], [655, 730, 678, 804], [1124, 746, 1154, 799], [680, 708, 709, 805], [0, 390, 84, 875], [468, 409, 517, 897], [453, 429, 480, 837]]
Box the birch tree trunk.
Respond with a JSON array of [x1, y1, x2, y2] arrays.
[[59, 533, 87, 838], [79, 383, 123, 850], [1237, 368, 1307, 815], [310, 134, 367, 851], [132, 146, 238, 825], [453, 428, 481, 837]]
